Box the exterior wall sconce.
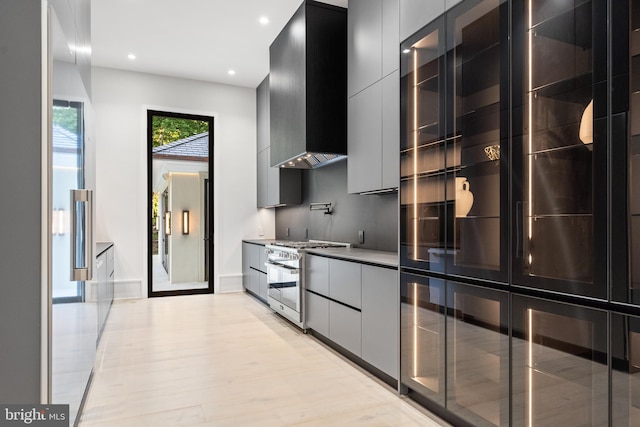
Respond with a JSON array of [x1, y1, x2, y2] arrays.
[[182, 210, 190, 235], [52, 208, 66, 235], [165, 211, 171, 236]]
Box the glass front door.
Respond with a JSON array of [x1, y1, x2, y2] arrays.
[[52, 100, 85, 302]]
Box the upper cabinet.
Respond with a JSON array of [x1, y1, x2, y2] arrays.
[[269, 1, 347, 170], [400, 0, 508, 283], [612, 0, 640, 305], [512, 0, 607, 298], [256, 75, 301, 208], [347, 0, 400, 194]]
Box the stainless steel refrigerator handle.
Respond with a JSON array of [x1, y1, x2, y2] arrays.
[[70, 189, 93, 281]]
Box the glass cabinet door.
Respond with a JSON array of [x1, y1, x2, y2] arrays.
[[511, 295, 608, 426], [400, 18, 447, 272], [512, 0, 607, 298], [446, 0, 508, 282], [400, 273, 445, 404], [446, 282, 508, 426], [611, 313, 640, 426], [611, 0, 640, 306]]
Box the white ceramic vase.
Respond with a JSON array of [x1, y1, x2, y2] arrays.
[[455, 177, 474, 217]]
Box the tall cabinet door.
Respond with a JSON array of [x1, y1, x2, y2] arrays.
[[445, 0, 509, 283], [400, 17, 447, 272], [511, 0, 608, 298], [611, 0, 640, 306], [400, 0, 508, 282]]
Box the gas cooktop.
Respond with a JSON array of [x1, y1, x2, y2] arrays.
[[268, 240, 351, 250]]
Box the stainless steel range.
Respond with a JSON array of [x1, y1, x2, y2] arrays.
[[265, 240, 350, 329]]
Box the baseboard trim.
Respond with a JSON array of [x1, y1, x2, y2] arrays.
[[114, 279, 144, 300], [218, 274, 242, 293]]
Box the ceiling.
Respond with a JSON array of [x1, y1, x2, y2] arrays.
[[91, 0, 348, 89]]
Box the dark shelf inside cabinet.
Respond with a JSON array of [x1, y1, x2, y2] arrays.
[[458, 5, 500, 64], [457, 44, 500, 98], [532, 0, 592, 49], [632, 55, 640, 92], [527, 215, 593, 283], [533, 73, 593, 104], [457, 102, 501, 140], [529, 145, 593, 215]]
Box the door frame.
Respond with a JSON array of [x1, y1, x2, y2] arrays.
[[147, 109, 214, 297]]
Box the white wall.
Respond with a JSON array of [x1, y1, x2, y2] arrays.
[[92, 67, 275, 297], [168, 173, 201, 283]]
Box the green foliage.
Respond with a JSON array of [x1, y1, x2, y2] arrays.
[[53, 106, 78, 133], [152, 116, 208, 147]]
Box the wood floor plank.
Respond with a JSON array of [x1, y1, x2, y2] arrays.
[[79, 293, 448, 426]]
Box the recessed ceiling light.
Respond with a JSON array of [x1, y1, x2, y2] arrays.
[[128, 53, 136, 60], [259, 16, 270, 25], [228, 69, 236, 76]]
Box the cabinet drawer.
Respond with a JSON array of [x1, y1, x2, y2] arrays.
[[329, 259, 361, 308], [329, 301, 362, 357], [362, 265, 398, 379], [306, 291, 329, 336], [306, 255, 329, 295]]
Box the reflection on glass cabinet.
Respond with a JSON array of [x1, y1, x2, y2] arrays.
[[611, 313, 640, 425], [514, 0, 607, 297], [446, 282, 508, 426], [401, 273, 445, 405], [400, 0, 507, 282], [512, 296, 608, 426], [400, 19, 446, 271], [626, 0, 640, 305]]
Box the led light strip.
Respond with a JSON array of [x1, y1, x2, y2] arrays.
[[527, 0, 533, 265], [413, 49, 419, 261]]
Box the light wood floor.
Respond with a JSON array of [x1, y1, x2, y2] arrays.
[[79, 292, 449, 426]]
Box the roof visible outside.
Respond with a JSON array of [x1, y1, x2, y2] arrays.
[[52, 124, 80, 152], [152, 132, 209, 161]]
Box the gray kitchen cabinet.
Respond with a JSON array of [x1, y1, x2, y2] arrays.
[[347, 0, 400, 194], [304, 253, 398, 382], [361, 265, 398, 379], [329, 258, 361, 309], [348, 0, 382, 98], [382, 0, 399, 77], [257, 148, 268, 208], [257, 75, 270, 153], [96, 244, 114, 339], [256, 75, 301, 208], [348, 80, 382, 194], [306, 291, 330, 337], [329, 301, 362, 357], [306, 254, 329, 295], [258, 247, 268, 301], [348, 0, 398, 96], [258, 273, 268, 302], [381, 70, 400, 190], [242, 242, 265, 297]]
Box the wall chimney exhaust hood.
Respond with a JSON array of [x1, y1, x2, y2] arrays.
[[269, 1, 347, 170]]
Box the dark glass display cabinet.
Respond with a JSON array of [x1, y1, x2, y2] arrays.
[[399, 0, 640, 426], [400, 0, 508, 283]]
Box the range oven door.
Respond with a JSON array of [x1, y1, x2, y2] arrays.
[[265, 261, 301, 315]]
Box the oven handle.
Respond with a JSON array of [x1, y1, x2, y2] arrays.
[[265, 262, 300, 275]]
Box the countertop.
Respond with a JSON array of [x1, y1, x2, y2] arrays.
[[96, 241, 114, 257], [305, 247, 398, 268], [242, 239, 398, 268], [242, 239, 278, 246]]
